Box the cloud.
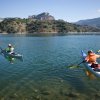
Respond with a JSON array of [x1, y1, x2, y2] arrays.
[[97, 9, 100, 13]]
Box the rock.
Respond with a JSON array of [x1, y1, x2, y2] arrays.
[[34, 89, 38, 93], [14, 93, 18, 97], [94, 93, 100, 97], [41, 91, 51, 95], [36, 95, 41, 100], [67, 92, 80, 97], [60, 80, 64, 83]]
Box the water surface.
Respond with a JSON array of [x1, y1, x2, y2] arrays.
[[0, 34, 100, 100]]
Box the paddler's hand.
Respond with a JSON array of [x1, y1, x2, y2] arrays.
[[97, 50, 100, 53], [82, 60, 87, 63]]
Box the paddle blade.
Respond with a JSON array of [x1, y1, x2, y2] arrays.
[[67, 65, 80, 69]]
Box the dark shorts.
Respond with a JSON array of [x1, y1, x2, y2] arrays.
[[91, 63, 100, 69]]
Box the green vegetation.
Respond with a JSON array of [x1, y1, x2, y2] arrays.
[[0, 18, 26, 33], [0, 18, 100, 34]]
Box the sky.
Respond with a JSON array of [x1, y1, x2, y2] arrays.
[[0, 0, 100, 22]]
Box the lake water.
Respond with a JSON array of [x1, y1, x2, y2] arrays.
[[0, 34, 100, 100]]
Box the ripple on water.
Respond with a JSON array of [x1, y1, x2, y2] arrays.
[[0, 35, 100, 99]]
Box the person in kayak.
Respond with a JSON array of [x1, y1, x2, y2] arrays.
[[5, 44, 15, 64], [6, 44, 14, 54], [85, 50, 100, 69]]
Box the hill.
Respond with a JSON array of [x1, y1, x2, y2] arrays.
[[76, 17, 100, 28], [0, 13, 100, 34], [0, 18, 4, 22]]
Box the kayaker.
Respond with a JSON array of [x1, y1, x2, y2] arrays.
[[6, 44, 14, 54], [85, 50, 100, 69], [5, 44, 15, 64]]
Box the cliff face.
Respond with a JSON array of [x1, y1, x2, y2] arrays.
[[28, 12, 55, 21]]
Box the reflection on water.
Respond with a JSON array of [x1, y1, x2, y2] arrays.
[[0, 34, 100, 100]]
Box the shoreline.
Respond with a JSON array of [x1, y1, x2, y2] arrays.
[[0, 32, 100, 36]]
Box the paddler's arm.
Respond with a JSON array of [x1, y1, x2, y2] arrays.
[[96, 54, 100, 58]]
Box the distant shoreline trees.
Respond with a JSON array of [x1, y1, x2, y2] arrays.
[[0, 12, 100, 34]]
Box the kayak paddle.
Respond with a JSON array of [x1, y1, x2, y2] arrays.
[[77, 60, 86, 66], [67, 60, 86, 69]]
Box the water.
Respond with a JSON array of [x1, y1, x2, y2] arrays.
[[0, 34, 100, 100]]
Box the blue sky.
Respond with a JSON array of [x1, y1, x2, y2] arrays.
[[0, 0, 100, 22]]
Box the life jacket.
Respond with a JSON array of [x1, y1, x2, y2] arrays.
[[6, 47, 11, 52], [6, 47, 14, 53], [86, 53, 97, 64]]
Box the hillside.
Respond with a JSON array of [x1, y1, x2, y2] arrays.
[[0, 13, 100, 34], [76, 17, 100, 28], [0, 18, 4, 22]]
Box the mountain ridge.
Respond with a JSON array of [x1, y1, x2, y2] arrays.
[[75, 17, 100, 28]]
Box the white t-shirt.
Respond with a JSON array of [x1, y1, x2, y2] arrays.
[[10, 47, 14, 53]]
